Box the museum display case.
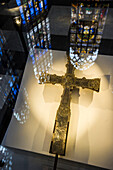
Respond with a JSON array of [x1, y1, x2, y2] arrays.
[[0, 0, 113, 170]]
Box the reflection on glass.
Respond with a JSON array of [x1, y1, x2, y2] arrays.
[[27, 17, 53, 82], [31, 48, 53, 83], [0, 75, 19, 109], [0, 145, 12, 170], [0, 30, 6, 72], [14, 87, 30, 124], [27, 17, 51, 50], [0, 30, 20, 109], [7, 76, 20, 107], [13, 14, 52, 124], [70, 2, 109, 70], [0, 30, 5, 58]]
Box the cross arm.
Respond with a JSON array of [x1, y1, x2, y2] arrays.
[[38, 72, 64, 85], [73, 77, 101, 92]]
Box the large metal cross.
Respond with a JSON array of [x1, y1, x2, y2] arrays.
[[39, 54, 100, 156]]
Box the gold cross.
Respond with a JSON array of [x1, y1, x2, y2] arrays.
[[39, 54, 100, 156]]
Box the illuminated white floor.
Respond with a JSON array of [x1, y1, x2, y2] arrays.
[[2, 49, 113, 170]]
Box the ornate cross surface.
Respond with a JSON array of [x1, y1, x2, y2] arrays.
[[39, 54, 100, 156]]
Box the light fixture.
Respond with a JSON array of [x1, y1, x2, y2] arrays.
[[1, 2, 5, 5], [14, 16, 21, 25]]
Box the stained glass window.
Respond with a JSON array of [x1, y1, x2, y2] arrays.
[[70, 1, 109, 70], [16, 0, 48, 24]]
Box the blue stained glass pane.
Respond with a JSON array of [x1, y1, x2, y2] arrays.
[[31, 1, 33, 6], [45, 5, 47, 9], [44, 0, 47, 5], [12, 95, 15, 99], [32, 60, 35, 64], [10, 82, 13, 87], [21, 14, 25, 20], [30, 7, 34, 15], [79, 28, 82, 31], [30, 54, 34, 58], [36, 11, 39, 15], [12, 87, 14, 91], [19, 6, 23, 13], [22, 20, 26, 24], [49, 44, 51, 48], [16, 0, 21, 6], [39, 3, 42, 11], [0, 51, 2, 55], [17, 84, 19, 89], [1, 39, 3, 44], [5, 93, 7, 96], [13, 76, 15, 81], [35, 8, 38, 11], [20, 9, 26, 23], [14, 89, 17, 95], [91, 28, 94, 33]]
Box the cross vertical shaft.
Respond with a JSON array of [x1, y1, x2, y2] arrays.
[[50, 86, 71, 155]]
